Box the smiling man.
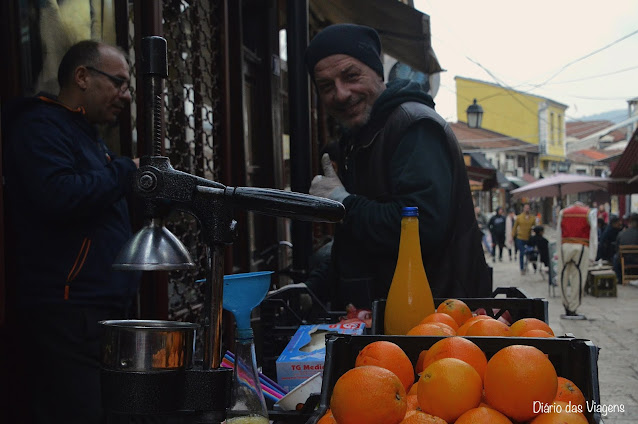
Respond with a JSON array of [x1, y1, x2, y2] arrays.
[[305, 24, 490, 309], [3, 40, 140, 423]]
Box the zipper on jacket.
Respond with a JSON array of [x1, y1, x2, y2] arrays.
[[64, 237, 92, 300]]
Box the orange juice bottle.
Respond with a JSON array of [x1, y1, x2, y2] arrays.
[[384, 206, 435, 335]]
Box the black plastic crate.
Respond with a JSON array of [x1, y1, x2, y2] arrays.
[[307, 334, 602, 424], [371, 289, 549, 335], [267, 394, 321, 424]]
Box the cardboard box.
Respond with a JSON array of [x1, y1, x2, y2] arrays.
[[275, 322, 365, 392]]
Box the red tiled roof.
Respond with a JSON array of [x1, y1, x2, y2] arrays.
[[566, 120, 627, 142], [567, 149, 615, 164], [450, 122, 536, 151], [581, 150, 610, 160], [566, 120, 612, 138]]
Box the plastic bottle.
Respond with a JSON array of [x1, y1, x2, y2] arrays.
[[384, 206, 435, 335]]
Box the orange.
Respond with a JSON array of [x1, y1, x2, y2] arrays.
[[316, 408, 337, 424], [415, 350, 428, 375], [407, 382, 419, 396], [406, 323, 456, 336], [355, 340, 415, 391], [399, 411, 447, 424], [330, 365, 407, 424], [529, 401, 588, 424], [419, 312, 460, 331], [520, 329, 554, 338], [405, 394, 420, 412], [417, 358, 482, 423], [421, 336, 488, 381], [464, 319, 511, 337], [403, 410, 417, 420], [457, 315, 493, 336], [484, 345, 558, 422], [554, 377, 586, 410], [509, 318, 555, 337], [455, 406, 513, 424], [436, 298, 473, 326]]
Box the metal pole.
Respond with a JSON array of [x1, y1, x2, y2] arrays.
[[203, 244, 225, 369], [287, 0, 312, 281]]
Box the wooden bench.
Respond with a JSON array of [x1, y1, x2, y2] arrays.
[[619, 245, 638, 285], [587, 269, 617, 297]]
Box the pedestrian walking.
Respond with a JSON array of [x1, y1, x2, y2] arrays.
[[488, 207, 506, 262], [512, 204, 535, 274]]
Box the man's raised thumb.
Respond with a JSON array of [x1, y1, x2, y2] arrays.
[[321, 153, 337, 177]]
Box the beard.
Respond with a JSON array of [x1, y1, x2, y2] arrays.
[[334, 98, 373, 131]]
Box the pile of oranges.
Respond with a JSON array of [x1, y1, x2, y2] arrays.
[[317, 299, 589, 424], [407, 298, 555, 338]]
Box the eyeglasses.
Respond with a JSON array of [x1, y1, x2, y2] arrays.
[[86, 66, 130, 93]]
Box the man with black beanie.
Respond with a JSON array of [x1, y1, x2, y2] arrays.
[[305, 24, 491, 309]]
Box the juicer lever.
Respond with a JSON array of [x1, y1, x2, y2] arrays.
[[196, 185, 345, 223]]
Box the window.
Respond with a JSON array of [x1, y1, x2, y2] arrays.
[[557, 115, 563, 145], [550, 112, 555, 144]]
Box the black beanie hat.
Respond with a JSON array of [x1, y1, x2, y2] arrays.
[[305, 24, 384, 80]]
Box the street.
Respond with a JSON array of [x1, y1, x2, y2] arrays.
[[488, 226, 638, 424]]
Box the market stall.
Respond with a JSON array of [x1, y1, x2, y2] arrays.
[[101, 34, 602, 424]]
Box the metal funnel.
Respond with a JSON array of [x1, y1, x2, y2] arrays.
[[113, 218, 196, 271]]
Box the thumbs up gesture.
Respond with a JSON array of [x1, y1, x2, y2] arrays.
[[310, 153, 350, 203]]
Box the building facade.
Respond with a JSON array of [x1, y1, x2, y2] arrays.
[[455, 76, 569, 175]]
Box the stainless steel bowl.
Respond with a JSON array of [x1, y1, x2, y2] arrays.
[[99, 320, 199, 372]]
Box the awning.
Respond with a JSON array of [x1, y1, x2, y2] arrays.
[[506, 176, 528, 188], [469, 179, 484, 191], [609, 128, 638, 194], [466, 165, 497, 191], [309, 0, 443, 75], [464, 152, 497, 191]]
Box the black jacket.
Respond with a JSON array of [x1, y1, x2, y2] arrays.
[[3, 94, 140, 308], [322, 80, 490, 308], [488, 214, 506, 237], [596, 225, 621, 261]]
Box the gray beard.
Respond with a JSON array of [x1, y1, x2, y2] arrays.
[[340, 107, 372, 133]]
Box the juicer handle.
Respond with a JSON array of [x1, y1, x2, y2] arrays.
[[226, 186, 345, 223]]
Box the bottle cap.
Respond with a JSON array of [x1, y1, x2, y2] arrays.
[[401, 206, 419, 217]]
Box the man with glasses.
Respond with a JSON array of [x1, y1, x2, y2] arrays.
[[3, 40, 140, 423]]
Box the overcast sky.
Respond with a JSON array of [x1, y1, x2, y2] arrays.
[[414, 0, 638, 123]]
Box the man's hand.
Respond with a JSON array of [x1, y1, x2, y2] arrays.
[[310, 153, 350, 203]]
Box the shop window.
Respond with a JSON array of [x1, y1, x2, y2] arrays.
[[17, 0, 117, 96]]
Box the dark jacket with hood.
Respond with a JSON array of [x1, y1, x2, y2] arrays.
[[323, 79, 491, 308], [2, 94, 140, 309]]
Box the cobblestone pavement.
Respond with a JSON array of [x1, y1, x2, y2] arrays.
[[488, 226, 638, 424]]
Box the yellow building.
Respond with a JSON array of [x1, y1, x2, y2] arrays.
[[456, 77, 569, 173]]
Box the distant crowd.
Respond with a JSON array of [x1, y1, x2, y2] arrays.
[[475, 202, 638, 283]]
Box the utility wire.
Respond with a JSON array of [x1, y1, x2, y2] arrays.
[[446, 85, 628, 143], [464, 58, 549, 124], [563, 94, 635, 101], [544, 65, 638, 85], [528, 28, 638, 89], [446, 30, 638, 110]]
